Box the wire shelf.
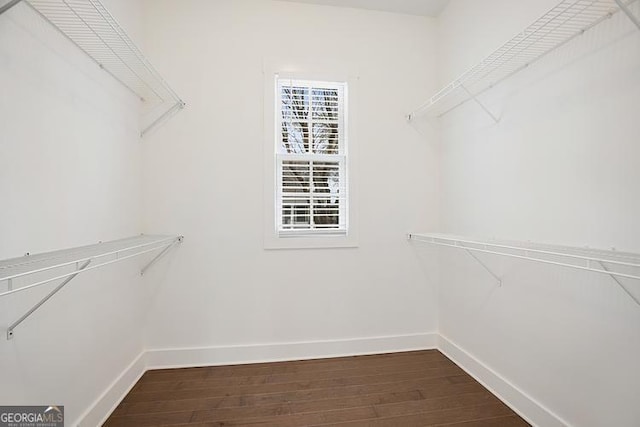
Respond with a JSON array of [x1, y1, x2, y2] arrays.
[[0, 234, 183, 297], [408, 0, 639, 121], [8, 0, 185, 135], [409, 232, 640, 305]]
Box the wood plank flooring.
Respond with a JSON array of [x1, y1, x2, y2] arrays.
[[104, 350, 529, 426]]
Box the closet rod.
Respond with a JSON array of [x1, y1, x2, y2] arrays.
[[1, 0, 186, 136], [0, 236, 179, 284], [0, 235, 183, 298], [407, 0, 639, 122], [409, 233, 640, 282]]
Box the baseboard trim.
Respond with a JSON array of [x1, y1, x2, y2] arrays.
[[76, 351, 147, 427], [145, 333, 438, 369], [78, 333, 436, 425], [78, 333, 569, 427], [438, 334, 569, 427]]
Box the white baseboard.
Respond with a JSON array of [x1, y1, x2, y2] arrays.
[[438, 334, 569, 427], [77, 333, 569, 427], [145, 333, 438, 369], [78, 333, 436, 426], [76, 351, 146, 427]]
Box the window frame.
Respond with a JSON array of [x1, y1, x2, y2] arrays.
[[276, 78, 348, 237], [263, 66, 359, 250]]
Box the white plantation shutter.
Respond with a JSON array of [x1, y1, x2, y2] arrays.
[[276, 79, 348, 235]]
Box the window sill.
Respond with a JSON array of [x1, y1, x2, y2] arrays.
[[264, 233, 358, 250]]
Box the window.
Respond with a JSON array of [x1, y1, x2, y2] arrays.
[[276, 79, 348, 236]]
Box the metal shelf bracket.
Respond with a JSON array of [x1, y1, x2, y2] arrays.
[[409, 233, 640, 307], [141, 101, 186, 138], [1, 234, 184, 339], [615, 0, 640, 29], [407, 0, 638, 121], [7, 260, 91, 340], [463, 247, 503, 287], [141, 236, 183, 275], [2, 0, 184, 136], [0, 0, 21, 15], [461, 85, 500, 124], [408, 233, 502, 286], [596, 260, 640, 306]]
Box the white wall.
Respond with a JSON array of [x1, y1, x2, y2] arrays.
[[0, 1, 148, 424], [6, 0, 637, 424], [140, 0, 440, 354], [435, 1, 640, 426]]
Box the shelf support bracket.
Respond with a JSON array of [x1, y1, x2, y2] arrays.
[[461, 85, 500, 124], [0, 0, 22, 15], [7, 260, 91, 340], [141, 101, 186, 138], [140, 236, 183, 276], [596, 260, 640, 306], [462, 246, 503, 287], [615, 0, 640, 30]]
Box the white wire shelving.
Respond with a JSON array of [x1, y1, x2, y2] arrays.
[[0, 234, 183, 339], [0, 0, 185, 136], [408, 233, 640, 306], [407, 0, 640, 122]]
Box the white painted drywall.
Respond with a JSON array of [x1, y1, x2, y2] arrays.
[[139, 0, 440, 352], [5, 0, 637, 424], [0, 0, 149, 424], [278, 0, 450, 18], [435, 0, 640, 425]]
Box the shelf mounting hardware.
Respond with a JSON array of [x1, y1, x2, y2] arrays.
[[596, 260, 640, 306], [0, 235, 183, 298], [7, 260, 91, 340], [141, 101, 186, 138], [0, 0, 21, 15], [408, 233, 503, 287], [463, 246, 503, 287], [1, 235, 184, 339], [141, 236, 183, 276], [407, 0, 639, 121], [3, 0, 185, 136], [461, 85, 500, 124], [409, 233, 640, 307], [615, 0, 640, 29]]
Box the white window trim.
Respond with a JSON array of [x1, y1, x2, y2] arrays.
[[263, 65, 359, 250], [277, 79, 347, 236]]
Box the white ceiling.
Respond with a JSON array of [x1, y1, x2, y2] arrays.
[[278, 0, 451, 18]]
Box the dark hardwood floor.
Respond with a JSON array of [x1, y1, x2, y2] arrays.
[[104, 350, 529, 426]]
